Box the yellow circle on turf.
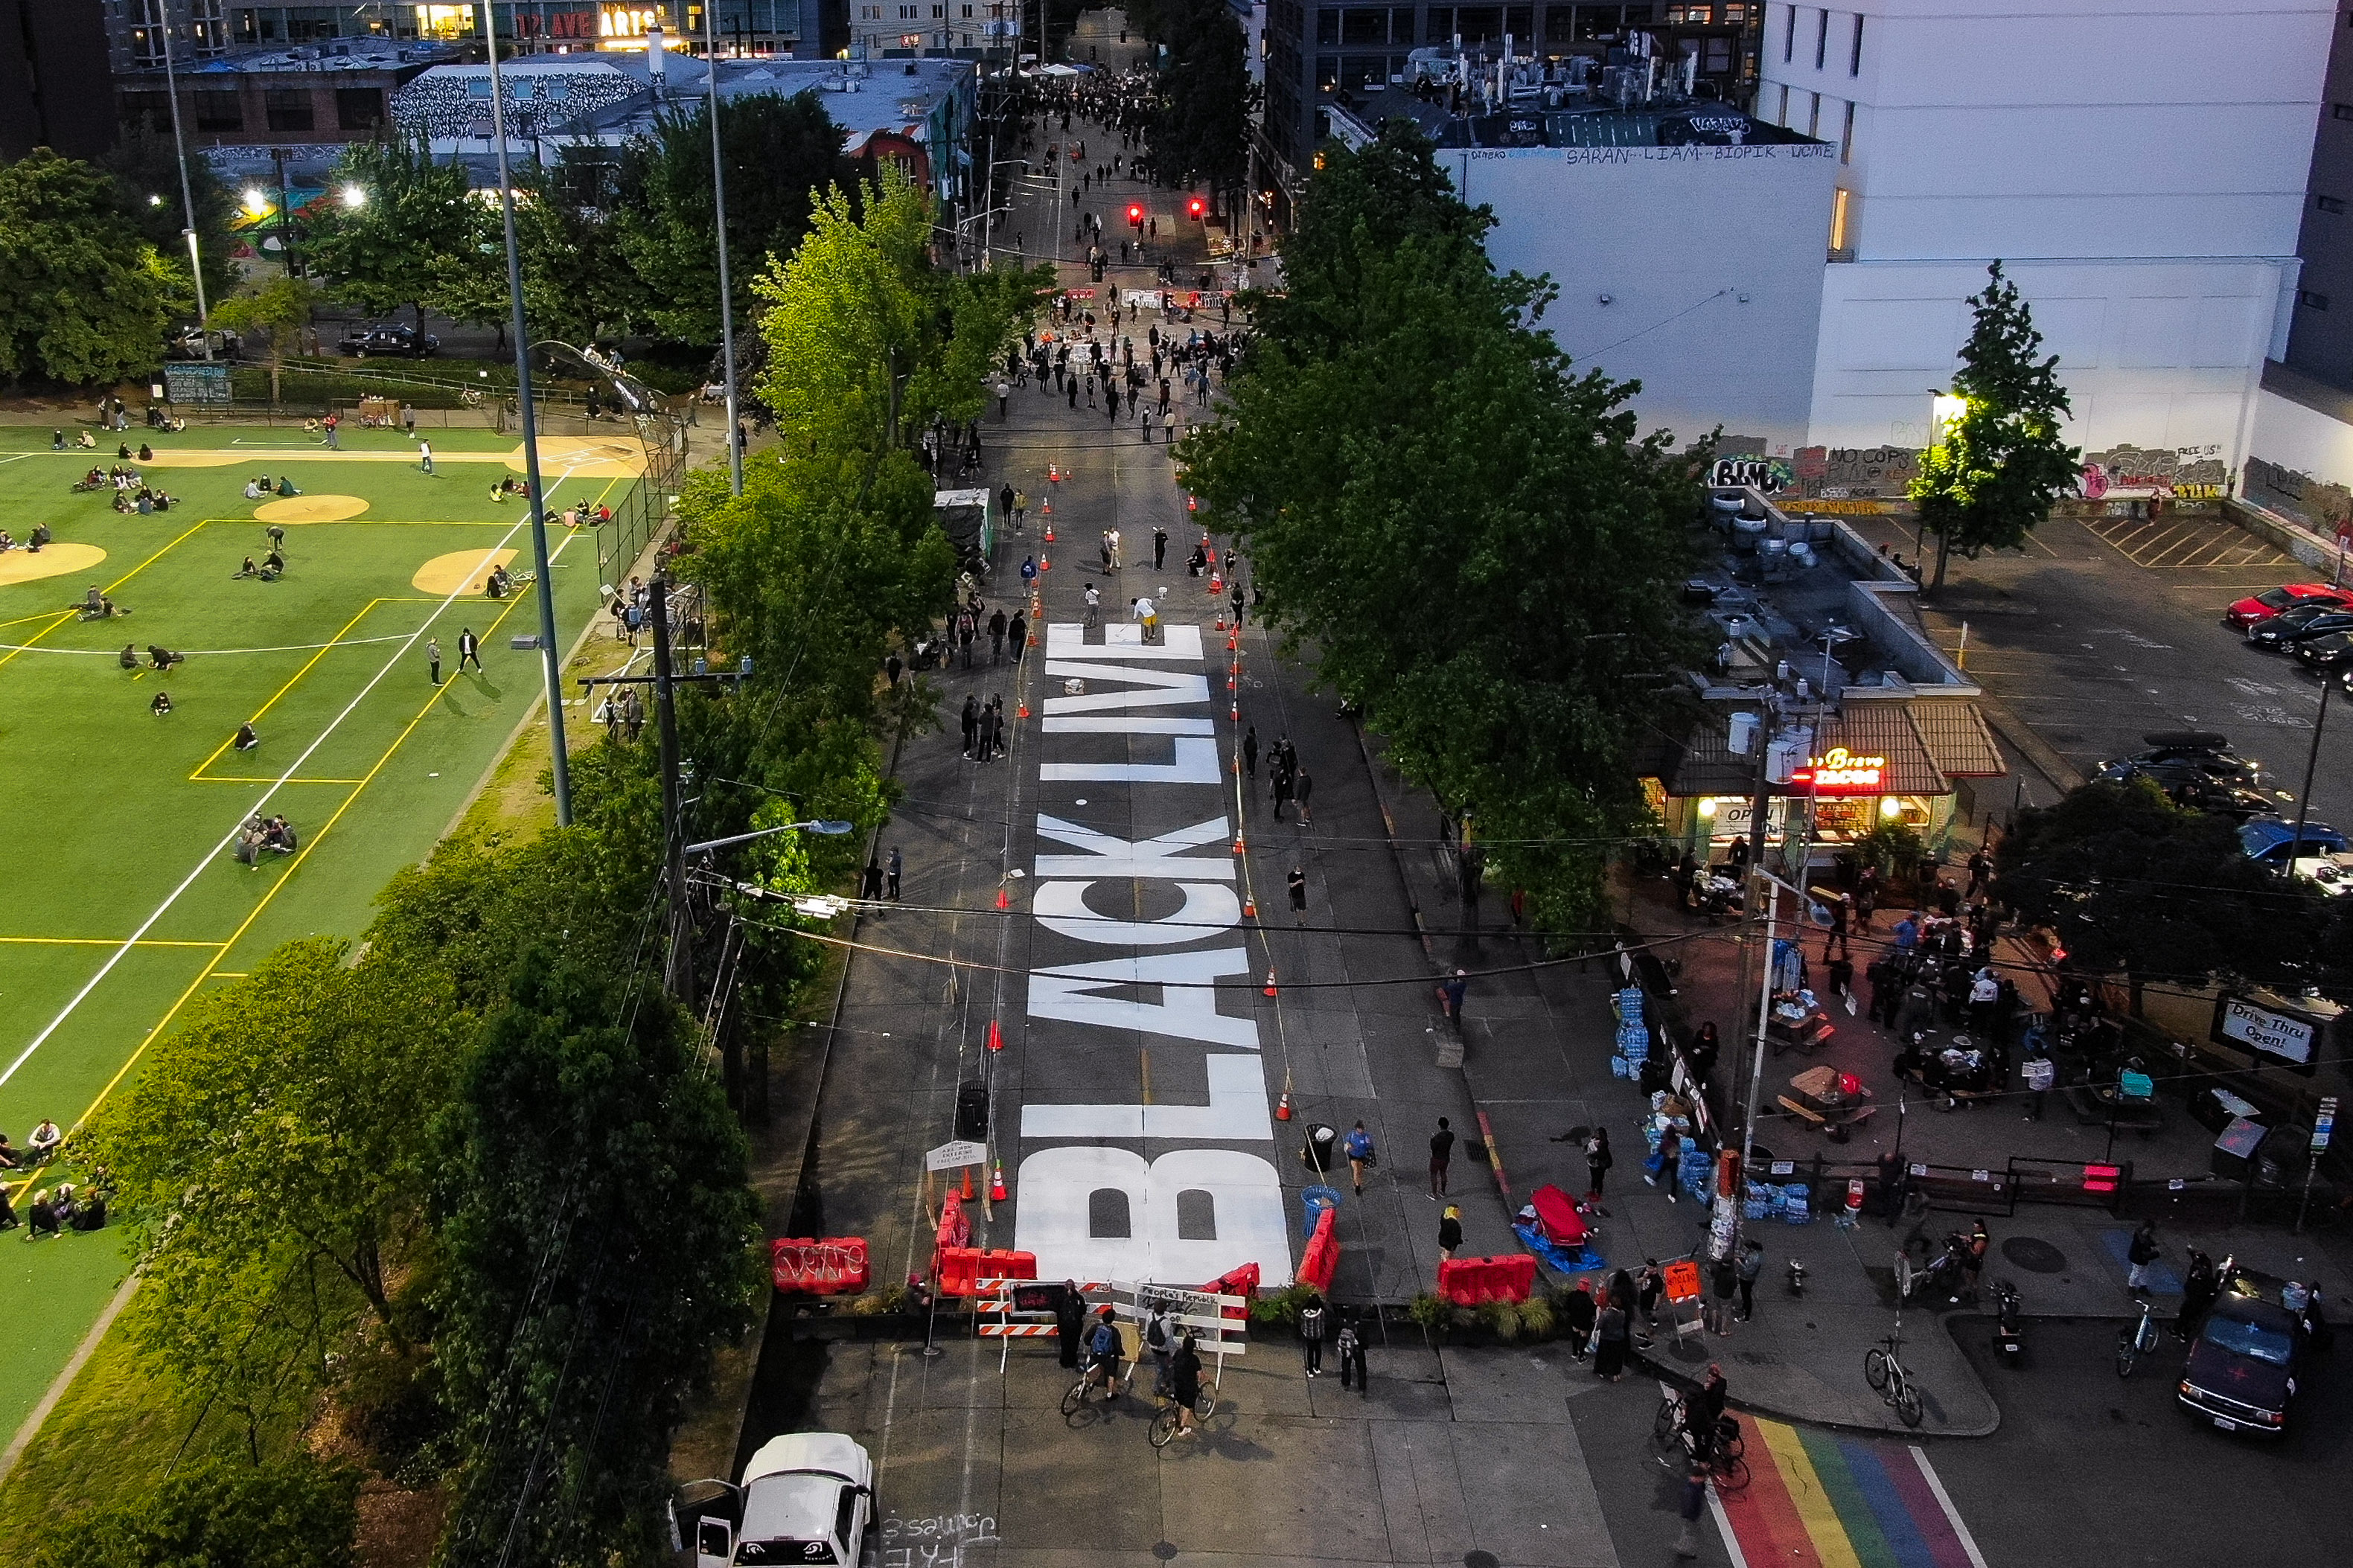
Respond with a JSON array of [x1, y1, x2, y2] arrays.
[[256, 494, 368, 523], [0, 541, 106, 586], [412, 547, 517, 596]]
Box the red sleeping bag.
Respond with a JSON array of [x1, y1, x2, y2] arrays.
[[1530, 1183, 1587, 1248]]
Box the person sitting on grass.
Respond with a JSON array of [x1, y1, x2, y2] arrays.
[[150, 690, 173, 716], [119, 644, 139, 670], [243, 477, 264, 500], [0, 531, 15, 552], [27, 1119, 63, 1164], [276, 477, 299, 498], [264, 816, 298, 854], [150, 490, 173, 513], [263, 548, 284, 577], [234, 556, 260, 579], [485, 563, 511, 599], [0, 1132, 19, 1169], [68, 1183, 106, 1233], [116, 442, 130, 461], [149, 644, 180, 671], [23, 1191, 60, 1240], [112, 490, 134, 514], [490, 481, 508, 504], [234, 722, 259, 753], [28, 523, 49, 552], [76, 467, 103, 491], [51, 429, 63, 451], [137, 442, 153, 462], [135, 491, 151, 515]]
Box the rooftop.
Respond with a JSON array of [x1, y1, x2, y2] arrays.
[[127, 40, 460, 76], [1326, 53, 1816, 152]]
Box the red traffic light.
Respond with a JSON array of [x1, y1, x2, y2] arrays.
[[1127, 203, 1144, 225], [1185, 196, 1206, 220]]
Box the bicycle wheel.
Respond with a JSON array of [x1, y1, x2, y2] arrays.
[[1712, 1456, 1752, 1495], [2115, 1335, 2139, 1379], [1714, 1418, 1743, 1461], [1149, 1403, 1181, 1450], [1061, 1378, 1091, 1418], [1864, 1346, 1891, 1392], [1193, 1388, 1217, 1421], [1893, 1380, 1923, 1428], [1653, 1396, 1682, 1444]]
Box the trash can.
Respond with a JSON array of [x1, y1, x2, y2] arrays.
[[1303, 1122, 1338, 1174], [1302, 1184, 1341, 1238]]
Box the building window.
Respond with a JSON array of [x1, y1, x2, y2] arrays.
[[1807, 91, 1819, 137], [194, 89, 243, 132], [1815, 7, 1828, 68], [1829, 186, 1851, 255], [1342, 8, 1387, 45], [336, 87, 385, 131], [2320, 194, 2348, 214], [1778, 82, 1790, 124], [2302, 289, 2331, 310], [265, 89, 314, 132], [2337, 103, 2353, 121], [119, 91, 173, 135], [1839, 98, 1854, 161], [1849, 13, 1862, 73], [1784, 1, 1795, 62]]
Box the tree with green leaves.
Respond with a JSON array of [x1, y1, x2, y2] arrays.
[[1909, 260, 2081, 595], [1181, 122, 1704, 935], [1995, 778, 2324, 1014], [88, 938, 468, 1343], [208, 275, 316, 406], [301, 136, 479, 334], [25, 1455, 360, 1568], [614, 92, 857, 348], [0, 149, 189, 387], [98, 126, 238, 313]]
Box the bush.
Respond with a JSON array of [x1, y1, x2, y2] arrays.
[[1246, 1282, 1318, 1326], [1516, 1293, 1555, 1340], [1478, 1299, 1524, 1343], [1852, 822, 1925, 880], [25, 1454, 362, 1568], [339, 1345, 447, 1487], [1407, 1291, 1449, 1334]]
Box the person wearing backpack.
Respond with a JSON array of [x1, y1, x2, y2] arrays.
[[1335, 1308, 1368, 1395], [1085, 1306, 1125, 1400], [1342, 1121, 1376, 1196], [1145, 1305, 1174, 1396], [1298, 1292, 1329, 1377]]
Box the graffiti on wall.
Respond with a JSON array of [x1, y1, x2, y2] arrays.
[[1792, 445, 1918, 500], [2245, 455, 2353, 534], [1711, 455, 1792, 493], [2078, 444, 2227, 500]]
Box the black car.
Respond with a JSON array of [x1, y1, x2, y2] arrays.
[[2249, 607, 2353, 650], [2107, 743, 2267, 793], [2098, 760, 2279, 820], [2293, 631, 2353, 670], [2180, 1286, 2304, 1435], [336, 321, 438, 358]]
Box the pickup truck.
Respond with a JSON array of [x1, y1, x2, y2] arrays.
[[680, 1431, 875, 1566]]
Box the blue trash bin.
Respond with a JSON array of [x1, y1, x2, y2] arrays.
[[1302, 1184, 1342, 1238]]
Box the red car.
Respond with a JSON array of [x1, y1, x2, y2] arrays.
[[2225, 583, 2353, 630]]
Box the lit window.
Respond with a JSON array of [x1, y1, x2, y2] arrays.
[[1830, 187, 1851, 254]]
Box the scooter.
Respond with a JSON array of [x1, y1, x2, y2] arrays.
[[1993, 1278, 2025, 1366], [1785, 1257, 1808, 1297]]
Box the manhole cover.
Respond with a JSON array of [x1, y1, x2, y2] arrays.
[[1153, 1543, 1179, 1561], [1465, 1554, 1501, 1568], [2002, 1235, 2068, 1274]]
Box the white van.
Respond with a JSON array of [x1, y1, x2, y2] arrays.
[[679, 1432, 875, 1567]]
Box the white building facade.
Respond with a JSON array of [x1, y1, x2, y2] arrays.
[[1759, 0, 2335, 467]]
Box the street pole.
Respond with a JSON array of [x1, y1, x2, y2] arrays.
[[649, 572, 700, 1025], [705, 0, 744, 495], [481, 1, 572, 826], [2287, 669, 2335, 877], [272, 146, 296, 277], [156, 10, 211, 359], [1731, 877, 1781, 1264]]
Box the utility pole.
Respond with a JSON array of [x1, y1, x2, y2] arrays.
[[156, 8, 211, 359], [481, 1, 572, 825], [2287, 671, 2337, 877], [271, 145, 297, 276], [649, 573, 699, 1020], [705, 0, 744, 495]]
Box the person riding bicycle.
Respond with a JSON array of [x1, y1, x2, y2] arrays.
[[1085, 1306, 1124, 1400], [1683, 1364, 1730, 1461], [1169, 1331, 1204, 1439]]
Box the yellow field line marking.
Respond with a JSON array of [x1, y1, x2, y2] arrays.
[[188, 599, 388, 778], [0, 611, 74, 633], [0, 519, 210, 677], [0, 938, 226, 948]]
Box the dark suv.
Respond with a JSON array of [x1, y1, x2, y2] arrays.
[[2180, 1284, 2305, 1435], [336, 321, 438, 358]]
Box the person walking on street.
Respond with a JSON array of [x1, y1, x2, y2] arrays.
[[1153, 525, 1168, 569], [1169, 1333, 1204, 1438], [960, 694, 978, 758], [1335, 1308, 1368, 1395], [2127, 1220, 2162, 1290], [1593, 1297, 1629, 1381], [1439, 968, 1468, 1031], [1243, 725, 1258, 778], [1586, 1127, 1613, 1199], [1145, 1304, 1174, 1395], [1299, 1292, 1328, 1376], [1825, 893, 1851, 960], [887, 846, 902, 900], [1343, 1121, 1374, 1195], [1562, 1279, 1597, 1360], [1646, 1124, 1681, 1203], [1963, 1218, 1990, 1299], [1288, 865, 1307, 922], [1294, 767, 1313, 825], [1437, 1204, 1463, 1261], [989, 607, 1007, 663], [1428, 1117, 1455, 1197], [1736, 1238, 1764, 1321], [1055, 1280, 1085, 1369], [427, 637, 441, 686]]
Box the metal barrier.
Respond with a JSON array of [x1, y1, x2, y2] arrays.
[[2006, 1155, 2130, 1215]]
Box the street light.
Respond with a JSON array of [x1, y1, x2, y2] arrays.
[[341, 183, 368, 208], [686, 820, 856, 857], [156, 10, 212, 360]]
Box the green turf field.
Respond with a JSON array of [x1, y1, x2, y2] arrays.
[[0, 420, 639, 1441]]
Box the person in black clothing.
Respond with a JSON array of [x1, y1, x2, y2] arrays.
[[1169, 1333, 1204, 1437], [1686, 1364, 1730, 1456], [1560, 1279, 1597, 1359], [1686, 1023, 1720, 1084], [1242, 725, 1258, 778], [1428, 1117, 1455, 1197], [1153, 526, 1168, 570], [960, 694, 979, 758], [989, 608, 1008, 662], [1288, 866, 1306, 921], [861, 858, 884, 900], [1054, 1281, 1085, 1368], [1437, 1205, 1463, 1259]]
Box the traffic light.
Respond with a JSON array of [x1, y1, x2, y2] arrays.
[[1127, 203, 1144, 228], [1185, 196, 1207, 221]]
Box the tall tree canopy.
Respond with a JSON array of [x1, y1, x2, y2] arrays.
[[0, 150, 189, 386], [98, 126, 238, 310], [1909, 260, 2081, 594], [302, 135, 479, 332], [1182, 123, 1703, 932]]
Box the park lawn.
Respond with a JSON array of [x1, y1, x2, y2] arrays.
[[0, 423, 639, 1453]]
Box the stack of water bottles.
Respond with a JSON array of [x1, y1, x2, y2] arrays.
[[1609, 985, 1647, 1080], [1743, 1181, 1781, 1222], [1781, 1183, 1813, 1223], [1679, 1144, 1713, 1203]]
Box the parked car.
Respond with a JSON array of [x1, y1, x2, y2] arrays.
[[2107, 732, 2270, 793], [2292, 631, 2353, 670], [2239, 816, 2349, 867], [2225, 583, 2353, 631], [2097, 761, 2279, 820], [680, 1432, 875, 1567], [2293, 852, 2353, 896], [2248, 606, 2353, 650], [336, 321, 438, 358], [2179, 1276, 2310, 1436], [164, 326, 240, 360]]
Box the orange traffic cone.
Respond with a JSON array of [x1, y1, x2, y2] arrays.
[[1230, 703, 1239, 720], [995, 885, 1012, 910], [1263, 968, 1279, 997], [1040, 554, 1050, 571], [991, 1162, 1008, 1202], [962, 1165, 976, 1200], [1227, 673, 1236, 691], [1228, 633, 1239, 651], [1017, 697, 1030, 717], [1243, 893, 1257, 920], [1232, 833, 1246, 854], [1215, 612, 1226, 631], [1188, 494, 1198, 511], [987, 1019, 1003, 1052], [1274, 1090, 1293, 1121]]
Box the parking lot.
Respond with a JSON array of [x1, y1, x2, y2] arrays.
[[1847, 509, 2353, 832]]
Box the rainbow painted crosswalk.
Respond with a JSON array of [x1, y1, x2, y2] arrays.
[[1714, 1413, 1990, 1568]]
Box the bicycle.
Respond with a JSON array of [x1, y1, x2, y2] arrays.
[[1864, 1333, 1926, 1427], [1648, 1397, 1750, 1494], [2116, 1296, 2161, 1378], [1146, 1385, 1217, 1449], [1061, 1360, 1123, 1420]]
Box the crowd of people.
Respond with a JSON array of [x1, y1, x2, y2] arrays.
[[0, 1119, 109, 1239]]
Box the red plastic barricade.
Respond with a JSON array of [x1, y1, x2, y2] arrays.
[[974, 1248, 1038, 1284], [936, 1246, 984, 1298], [771, 1236, 871, 1295], [1297, 1206, 1339, 1293], [1437, 1252, 1536, 1305], [1201, 1261, 1262, 1318]]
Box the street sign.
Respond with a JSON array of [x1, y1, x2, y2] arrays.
[[925, 1139, 988, 1171], [2314, 1095, 2337, 1153]]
